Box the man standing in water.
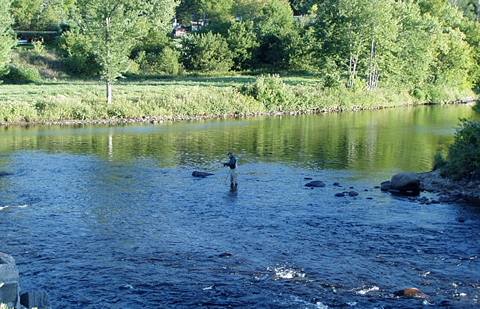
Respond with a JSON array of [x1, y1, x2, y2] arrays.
[[223, 152, 238, 191]]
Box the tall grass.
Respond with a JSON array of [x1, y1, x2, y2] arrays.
[[0, 75, 475, 124]]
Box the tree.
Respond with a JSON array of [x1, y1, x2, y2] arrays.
[[314, 0, 398, 89], [182, 32, 233, 72], [75, 0, 178, 103], [12, 0, 77, 30], [177, 0, 234, 33], [289, 0, 314, 15], [226, 20, 259, 69], [0, 0, 15, 77]]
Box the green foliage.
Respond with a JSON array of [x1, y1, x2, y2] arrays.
[[0, 0, 15, 78], [433, 152, 447, 170], [258, 0, 295, 35], [443, 120, 480, 180], [12, 0, 76, 30], [289, 0, 314, 15], [182, 32, 233, 72], [132, 34, 183, 76], [3, 62, 42, 83], [136, 47, 183, 76], [241, 75, 295, 111], [227, 21, 259, 70], [0, 76, 472, 125], [75, 0, 178, 83], [60, 31, 100, 76]]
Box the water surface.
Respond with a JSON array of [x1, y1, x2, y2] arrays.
[[0, 105, 479, 308]]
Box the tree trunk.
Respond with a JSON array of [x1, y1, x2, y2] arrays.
[[367, 39, 379, 90], [106, 81, 113, 104], [348, 54, 358, 88]]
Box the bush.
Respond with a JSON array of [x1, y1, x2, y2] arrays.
[[135, 46, 183, 76], [443, 120, 480, 180], [241, 74, 296, 111], [181, 32, 233, 72], [3, 63, 42, 83], [433, 152, 447, 171], [60, 31, 100, 76]]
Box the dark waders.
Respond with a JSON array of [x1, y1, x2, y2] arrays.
[[224, 153, 238, 191]]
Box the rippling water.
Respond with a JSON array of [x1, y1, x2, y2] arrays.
[[0, 105, 479, 308]]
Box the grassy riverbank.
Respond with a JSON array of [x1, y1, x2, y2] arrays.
[[0, 75, 476, 125]]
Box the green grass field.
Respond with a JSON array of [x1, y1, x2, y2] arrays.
[[0, 75, 475, 125]]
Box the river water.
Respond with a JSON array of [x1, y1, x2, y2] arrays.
[[0, 105, 479, 308]]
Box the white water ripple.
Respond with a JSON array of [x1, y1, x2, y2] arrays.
[[0, 205, 29, 211]]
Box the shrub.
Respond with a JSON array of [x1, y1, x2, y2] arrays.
[[241, 74, 295, 111], [443, 120, 480, 180], [60, 31, 100, 76], [136, 46, 183, 76], [3, 63, 42, 83], [181, 32, 233, 72], [433, 152, 447, 171]]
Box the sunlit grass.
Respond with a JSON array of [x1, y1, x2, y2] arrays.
[[0, 76, 475, 124]]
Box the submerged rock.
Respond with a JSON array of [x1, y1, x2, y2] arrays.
[[394, 287, 428, 299], [305, 181, 326, 188], [192, 171, 214, 178], [348, 191, 359, 197], [335, 192, 346, 197], [333, 182, 342, 187], [218, 252, 233, 258]]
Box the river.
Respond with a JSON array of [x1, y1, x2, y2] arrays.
[[0, 105, 479, 308]]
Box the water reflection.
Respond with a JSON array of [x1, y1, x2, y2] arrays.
[[0, 105, 477, 173]]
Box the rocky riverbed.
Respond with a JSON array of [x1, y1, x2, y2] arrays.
[[418, 170, 480, 204], [381, 171, 480, 205]]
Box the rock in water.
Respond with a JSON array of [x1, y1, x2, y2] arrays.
[[305, 181, 326, 188], [192, 171, 214, 178], [20, 291, 50, 309], [380, 181, 391, 191], [394, 288, 428, 299], [348, 191, 359, 197], [390, 173, 420, 195], [0, 252, 20, 308], [218, 252, 233, 258]]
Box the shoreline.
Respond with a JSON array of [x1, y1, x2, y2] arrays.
[[0, 98, 477, 128], [418, 170, 480, 204]]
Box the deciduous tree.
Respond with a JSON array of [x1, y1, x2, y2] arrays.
[[76, 0, 178, 103]]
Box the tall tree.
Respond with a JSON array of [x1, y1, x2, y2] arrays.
[[314, 0, 398, 88], [12, 0, 77, 30], [0, 0, 15, 77], [76, 0, 178, 103]]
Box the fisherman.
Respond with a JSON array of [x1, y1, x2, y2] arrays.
[[223, 152, 238, 191]]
